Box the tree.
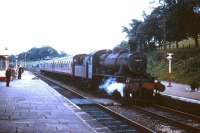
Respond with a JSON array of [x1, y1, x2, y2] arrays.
[[122, 19, 143, 39], [123, 0, 200, 51], [123, 8, 165, 52], [183, 0, 200, 48], [18, 46, 60, 61], [160, 0, 200, 48], [122, 19, 143, 52], [142, 6, 165, 49], [117, 40, 129, 49]]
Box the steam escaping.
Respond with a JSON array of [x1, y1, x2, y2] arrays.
[[99, 77, 125, 97]]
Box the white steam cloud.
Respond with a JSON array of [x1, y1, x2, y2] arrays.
[[99, 77, 125, 97]]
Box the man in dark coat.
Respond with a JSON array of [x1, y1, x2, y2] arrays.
[[5, 67, 12, 87], [18, 67, 23, 79]]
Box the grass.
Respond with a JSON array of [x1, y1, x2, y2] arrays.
[[147, 48, 200, 85]]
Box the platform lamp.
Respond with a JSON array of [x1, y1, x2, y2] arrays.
[[4, 47, 9, 69], [166, 53, 173, 87]]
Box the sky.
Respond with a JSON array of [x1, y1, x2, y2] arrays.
[[0, 0, 159, 55]]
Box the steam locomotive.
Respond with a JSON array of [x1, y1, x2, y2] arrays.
[[37, 47, 165, 102]]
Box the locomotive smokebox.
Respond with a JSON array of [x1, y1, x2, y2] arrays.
[[127, 53, 147, 74]]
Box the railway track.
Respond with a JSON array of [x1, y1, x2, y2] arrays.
[[34, 71, 200, 133], [153, 104, 200, 122], [133, 104, 200, 133], [108, 103, 200, 133], [35, 72, 153, 133], [151, 104, 200, 131]]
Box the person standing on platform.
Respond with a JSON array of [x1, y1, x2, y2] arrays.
[[5, 67, 12, 87], [18, 66, 23, 79]]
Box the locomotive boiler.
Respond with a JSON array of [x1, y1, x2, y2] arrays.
[[93, 47, 147, 76]]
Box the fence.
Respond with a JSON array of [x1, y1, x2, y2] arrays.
[[158, 37, 200, 50]]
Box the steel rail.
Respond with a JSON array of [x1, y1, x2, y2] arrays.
[[131, 105, 200, 133], [34, 71, 154, 133]]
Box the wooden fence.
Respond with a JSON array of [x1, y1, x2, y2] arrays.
[[158, 37, 200, 50]]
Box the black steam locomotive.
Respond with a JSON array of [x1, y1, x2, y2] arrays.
[[38, 47, 165, 102]]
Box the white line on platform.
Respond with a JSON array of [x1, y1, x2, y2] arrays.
[[64, 98, 81, 110], [162, 94, 200, 104]]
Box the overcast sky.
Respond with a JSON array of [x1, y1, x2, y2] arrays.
[[0, 0, 158, 55]]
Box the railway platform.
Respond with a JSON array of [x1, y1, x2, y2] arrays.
[[161, 81, 200, 104], [0, 71, 99, 133]]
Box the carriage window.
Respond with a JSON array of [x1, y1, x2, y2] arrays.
[[0, 57, 6, 70]]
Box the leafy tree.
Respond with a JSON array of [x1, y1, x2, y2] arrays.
[[123, 0, 200, 51], [160, 0, 200, 48], [122, 7, 166, 52], [142, 6, 165, 49], [117, 40, 129, 49], [17, 46, 63, 61], [122, 19, 143, 52], [183, 0, 200, 48]]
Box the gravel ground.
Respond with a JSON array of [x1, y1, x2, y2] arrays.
[[108, 105, 187, 133], [142, 106, 200, 129]]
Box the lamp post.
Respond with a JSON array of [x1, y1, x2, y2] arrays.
[[166, 53, 173, 87]]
